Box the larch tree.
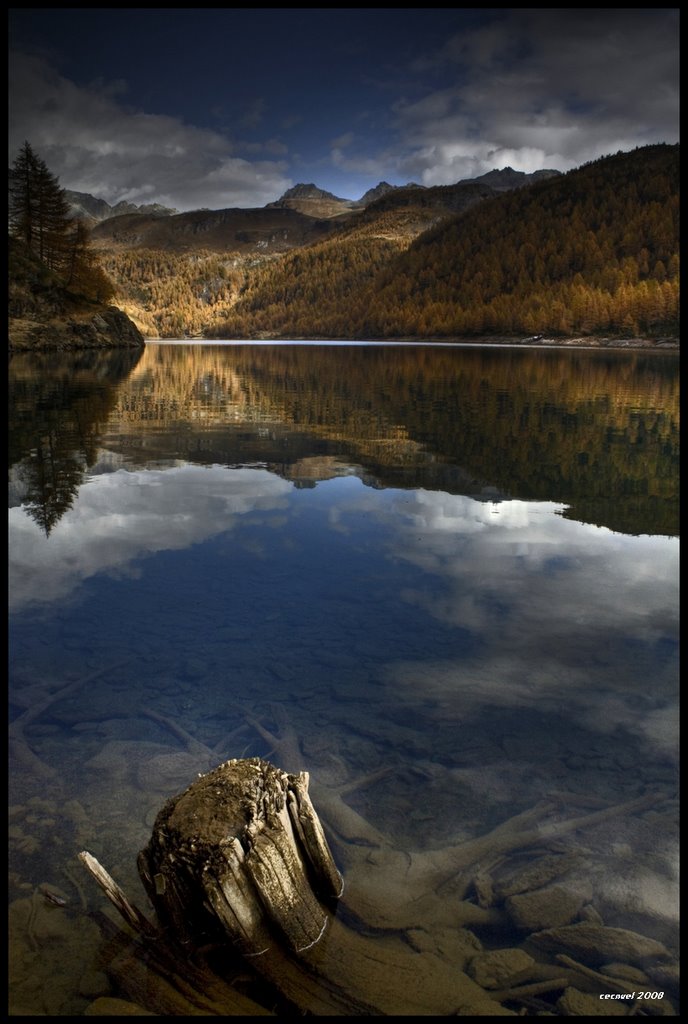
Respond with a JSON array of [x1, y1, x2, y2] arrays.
[[9, 141, 115, 303], [9, 141, 71, 271]]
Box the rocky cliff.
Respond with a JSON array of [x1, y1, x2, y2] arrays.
[[9, 237, 145, 352], [9, 305, 145, 352]]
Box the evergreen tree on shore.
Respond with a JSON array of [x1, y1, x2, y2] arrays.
[[9, 141, 71, 270], [9, 141, 115, 303]]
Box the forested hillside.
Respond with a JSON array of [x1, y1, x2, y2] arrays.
[[91, 145, 678, 341], [98, 200, 458, 338], [97, 249, 246, 337], [360, 144, 679, 339], [210, 144, 678, 341]]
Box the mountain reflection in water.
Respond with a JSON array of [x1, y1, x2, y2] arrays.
[[8, 342, 679, 1016]]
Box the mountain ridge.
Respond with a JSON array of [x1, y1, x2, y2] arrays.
[[459, 167, 561, 191], [64, 189, 178, 226], [89, 174, 529, 255], [67, 167, 562, 225], [75, 145, 679, 342], [206, 144, 678, 343]]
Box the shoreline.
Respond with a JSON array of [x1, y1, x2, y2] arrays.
[[449, 334, 679, 350], [165, 334, 679, 351], [10, 324, 679, 353]]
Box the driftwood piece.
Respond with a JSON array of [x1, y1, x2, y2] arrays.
[[78, 870, 275, 1015], [103, 946, 276, 1017], [78, 851, 157, 939], [339, 791, 663, 932]]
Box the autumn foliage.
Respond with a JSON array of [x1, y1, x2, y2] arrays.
[[9, 142, 116, 305], [209, 144, 678, 341], [63, 144, 679, 341]]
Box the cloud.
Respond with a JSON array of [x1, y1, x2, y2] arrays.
[[328, 487, 679, 760], [331, 131, 355, 149], [8, 9, 679, 210], [8, 51, 293, 210], [8, 464, 293, 611], [386, 490, 678, 653], [330, 145, 392, 179], [381, 9, 679, 185], [239, 138, 289, 157]]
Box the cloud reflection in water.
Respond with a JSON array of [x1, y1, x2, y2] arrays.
[[8, 466, 678, 764], [8, 464, 292, 612], [324, 484, 679, 761]]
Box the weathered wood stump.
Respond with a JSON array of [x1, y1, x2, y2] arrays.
[[137, 757, 343, 957], [82, 756, 517, 1015], [80, 710, 677, 1015]]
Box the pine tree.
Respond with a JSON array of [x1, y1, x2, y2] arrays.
[[8, 141, 37, 251], [9, 141, 71, 272], [9, 141, 116, 304]]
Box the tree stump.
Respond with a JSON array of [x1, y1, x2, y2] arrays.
[[81, 757, 519, 1014], [137, 757, 343, 957]]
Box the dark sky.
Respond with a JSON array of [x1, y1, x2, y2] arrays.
[[8, 8, 680, 212]]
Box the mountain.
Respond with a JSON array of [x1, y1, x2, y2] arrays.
[[265, 181, 425, 218], [67, 166, 558, 230], [460, 167, 561, 191], [264, 179, 428, 217], [207, 144, 678, 342], [90, 205, 337, 254], [274, 183, 342, 201], [72, 166, 564, 246], [84, 145, 678, 342], [64, 189, 178, 226], [8, 171, 177, 226], [355, 181, 420, 206], [63, 190, 113, 223], [265, 183, 357, 218], [360, 180, 498, 216], [91, 179, 499, 257]]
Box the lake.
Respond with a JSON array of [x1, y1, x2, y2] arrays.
[[8, 341, 680, 1015]]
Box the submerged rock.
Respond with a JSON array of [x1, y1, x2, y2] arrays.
[[556, 987, 630, 1015], [505, 879, 593, 931], [467, 948, 536, 989], [526, 921, 673, 968], [599, 962, 650, 984], [494, 852, 583, 899], [84, 996, 157, 1015]]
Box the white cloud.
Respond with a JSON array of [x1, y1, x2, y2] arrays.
[[8, 464, 292, 611], [330, 145, 392, 179], [326, 487, 679, 759], [311, 471, 676, 758], [386, 9, 679, 187], [9, 9, 679, 209], [8, 51, 292, 211]]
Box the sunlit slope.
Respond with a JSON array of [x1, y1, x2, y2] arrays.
[[212, 145, 679, 340]]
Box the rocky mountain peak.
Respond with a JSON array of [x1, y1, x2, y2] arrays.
[[279, 183, 344, 202], [64, 189, 178, 224], [463, 167, 562, 192]]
